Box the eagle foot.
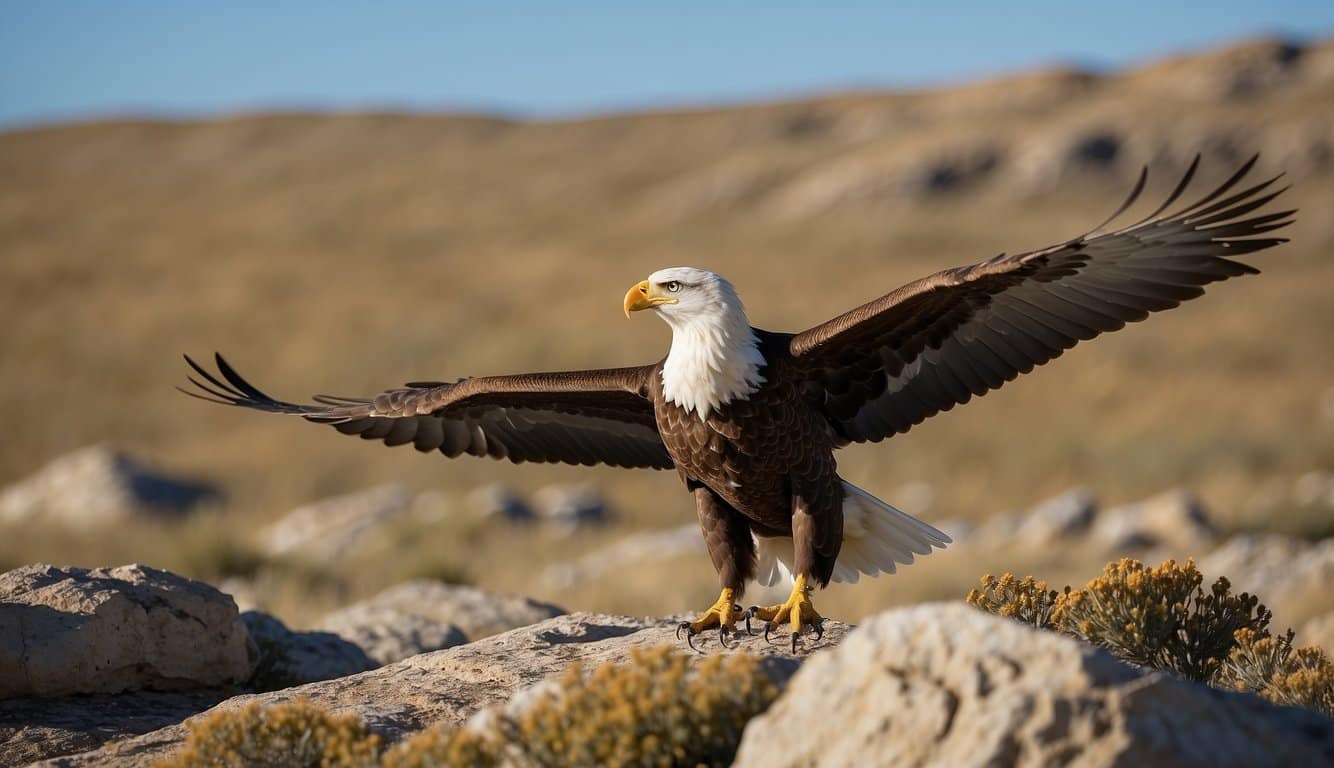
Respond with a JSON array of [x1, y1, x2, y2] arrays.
[[677, 588, 739, 652], [741, 575, 823, 653]]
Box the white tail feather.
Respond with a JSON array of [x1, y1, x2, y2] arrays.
[[753, 481, 951, 587]]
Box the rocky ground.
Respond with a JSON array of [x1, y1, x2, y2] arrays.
[[2, 562, 1331, 767]]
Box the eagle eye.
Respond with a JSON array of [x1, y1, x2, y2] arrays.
[[665, 281, 681, 293]]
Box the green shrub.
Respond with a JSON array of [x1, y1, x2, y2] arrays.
[[156, 698, 381, 768]]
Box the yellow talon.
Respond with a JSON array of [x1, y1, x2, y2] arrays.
[[743, 574, 824, 652], [677, 588, 738, 651]]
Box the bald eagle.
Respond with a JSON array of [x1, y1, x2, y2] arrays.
[[182, 156, 1292, 650]]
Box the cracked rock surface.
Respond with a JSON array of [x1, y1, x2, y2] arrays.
[[0, 564, 256, 699], [733, 603, 1334, 768]]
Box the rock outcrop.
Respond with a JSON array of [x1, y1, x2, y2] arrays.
[[259, 484, 416, 561], [36, 612, 852, 767], [318, 580, 563, 652], [734, 603, 1334, 767], [1199, 534, 1334, 618], [0, 564, 255, 699], [241, 611, 377, 689], [0, 446, 218, 528]]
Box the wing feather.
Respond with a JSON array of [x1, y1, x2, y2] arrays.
[[791, 156, 1293, 444], [180, 353, 673, 470]]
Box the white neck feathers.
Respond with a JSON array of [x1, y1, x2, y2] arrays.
[[659, 298, 765, 420]]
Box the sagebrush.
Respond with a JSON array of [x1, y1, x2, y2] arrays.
[[967, 557, 1333, 717]]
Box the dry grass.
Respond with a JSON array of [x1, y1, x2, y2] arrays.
[[3, 38, 1333, 626]]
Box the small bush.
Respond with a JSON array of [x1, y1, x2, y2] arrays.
[[383, 645, 778, 768], [1054, 558, 1271, 682], [966, 573, 1065, 630], [965, 557, 1334, 719], [156, 698, 381, 768], [1225, 628, 1334, 716], [517, 646, 777, 767]]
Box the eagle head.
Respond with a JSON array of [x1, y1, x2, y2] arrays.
[[623, 267, 765, 418], [623, 267, 739, 322]]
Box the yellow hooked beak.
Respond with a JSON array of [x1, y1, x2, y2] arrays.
[[623, 280, 677, 317]]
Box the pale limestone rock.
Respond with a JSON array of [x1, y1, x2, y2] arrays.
[[1091, 489, 1215, 551], [0, 564, 255, 699], [319, 580, 563, 647], [1199, 534, 1334, 615], [734, 603, 1334, 768], [316, 604, 467, 665], [1013, 488, 1099, 544], [259, 484, 413, 560], [41, 612, 851, 767], [542, 524, 703, 588], [0, 445, 218, 528]]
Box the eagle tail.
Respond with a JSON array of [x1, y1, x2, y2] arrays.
[[753, 480, 951, 587]]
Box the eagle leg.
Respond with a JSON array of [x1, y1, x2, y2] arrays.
[[742, 574, 824, 653], [676, 587, 740, 652]]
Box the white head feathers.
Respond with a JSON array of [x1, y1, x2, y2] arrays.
[[645, 267, 766, 419]]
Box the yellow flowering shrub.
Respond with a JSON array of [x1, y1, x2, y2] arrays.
[[156, 698, 381, 768], [966, 573, 1066, 630], [1224, 628, 1334, 716], [1052, 558, 1271, 681]]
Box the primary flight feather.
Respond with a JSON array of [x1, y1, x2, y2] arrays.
[[182, 155, 1293, 650]]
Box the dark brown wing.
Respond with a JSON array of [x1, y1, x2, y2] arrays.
[[789, 155, 1294, 444], [181, 354, 673, 469]]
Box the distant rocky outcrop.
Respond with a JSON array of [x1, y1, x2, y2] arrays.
[[318, 580, 563, 655], [259, 484, 415, 560], [543, 524, 705, 588], [734, 603, 1334, 767], [0, 564, 255, 699], [533, 482, 613, 533], [1199, 534, 1334, 618], [35, 612, 852, 767], [0, 446, 219, 528]]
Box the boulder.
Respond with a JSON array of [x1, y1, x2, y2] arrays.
[[317, 604, 467, 665], [1198, 534, 1334, 615], [467, 482, 535, 524], [1091, 489, 1216, 550], [318, 580, 563, 648], [1300, 610, 1334, 654], [259, 484, 414, 560], [534, 483, 612, 532], [241, 611, 377, 689], [0, 564, 255, 699], [39, 612, 852, 767], [543, 524, 704, 588], [734, 603, 1334, 768], [1012, 488, 1099, 544], [0, 445, 218, 528]]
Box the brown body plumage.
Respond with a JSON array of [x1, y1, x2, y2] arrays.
[[183, 155, 1293, 645]]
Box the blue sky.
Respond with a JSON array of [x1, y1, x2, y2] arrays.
[[2, 2, 1333, 129]]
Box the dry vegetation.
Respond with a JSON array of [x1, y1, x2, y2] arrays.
[[2, 37, 1333, 624], [969, 557, 1334, 717]]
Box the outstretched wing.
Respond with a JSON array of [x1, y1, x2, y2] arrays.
[[790, 155, 1294, 444], [181, 354, 673, 469]]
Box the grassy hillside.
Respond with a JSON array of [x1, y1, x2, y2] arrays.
[[2, 37, 1332, 623]]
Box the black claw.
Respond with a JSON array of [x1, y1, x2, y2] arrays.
[[742, 607, 760, 636], [791, 631, 799, 654], [811, 619, 825, 642], [718, 626, 733, 649], [676, 621, 689, 642], [763, 621, 776, 644]]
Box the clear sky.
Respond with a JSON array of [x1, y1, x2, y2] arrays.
[[2, 2, 1333, 129]]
